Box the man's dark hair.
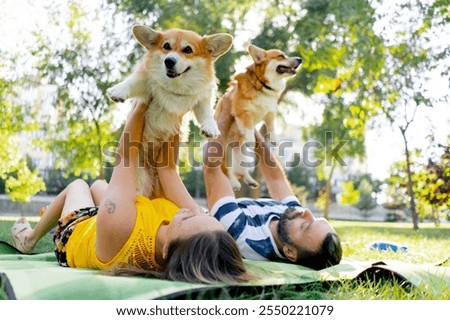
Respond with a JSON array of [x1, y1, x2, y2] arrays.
[[277, 208, 342, 270], [295, 233, 342, 270]]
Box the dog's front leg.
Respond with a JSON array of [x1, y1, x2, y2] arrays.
[[107, 77, 133, 103], [106, 73, 150, 102], [193, 104, 220, 138], [263, 111, 277, 143]]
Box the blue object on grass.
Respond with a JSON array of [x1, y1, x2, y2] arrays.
[[368, 241, 408, 252]]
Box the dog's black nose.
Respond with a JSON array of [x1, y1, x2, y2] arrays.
[[164, 57, 177, 69], [296, 57, 303, 65]]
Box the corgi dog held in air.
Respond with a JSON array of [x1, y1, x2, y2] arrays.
[[215, 44, 302, 190], [107, 25, 233, 196]]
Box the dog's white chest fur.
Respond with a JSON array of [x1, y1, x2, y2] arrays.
[[143, 84, 206, 140], [252, 93, 278, 121]]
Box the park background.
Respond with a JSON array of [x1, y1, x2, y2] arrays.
[[0, 0, 449, 231]]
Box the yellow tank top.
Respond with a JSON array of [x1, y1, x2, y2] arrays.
[[65, 196, 178, 270]]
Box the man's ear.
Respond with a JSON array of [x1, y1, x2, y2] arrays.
[[132, 24, 160, 50], [248, 44, 266, 63], [203, 33, 233, 59], [282, 244, 298, 262]]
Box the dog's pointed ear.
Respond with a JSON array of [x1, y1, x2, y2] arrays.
[[132, 25, 160, 50], [203, 33, 233, 59], [248, 44, 266, 63]]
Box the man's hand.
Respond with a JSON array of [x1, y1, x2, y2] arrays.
[[190, 205, 207, 216]]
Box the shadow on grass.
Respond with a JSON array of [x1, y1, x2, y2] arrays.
[[166, 282, 332, 300]]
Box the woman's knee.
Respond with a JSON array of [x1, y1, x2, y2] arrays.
[[90, 180, 108, 205], [64, 179, 91, 199], [69, 179, 90, 190], [90, 179, 107, 191]]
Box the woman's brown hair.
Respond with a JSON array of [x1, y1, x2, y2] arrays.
[[113, 230, 254, 284]]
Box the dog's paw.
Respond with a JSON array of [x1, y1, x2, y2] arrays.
[[230, 178, 242, 191], [244, 177, 259, 189], [247, 181, 260, 189], [201, 121, 221, 138], [106, 86, 128, 103]]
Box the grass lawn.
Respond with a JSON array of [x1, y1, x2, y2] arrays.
[[1, 216, 449, 299]]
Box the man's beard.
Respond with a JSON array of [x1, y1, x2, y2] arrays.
[[277, 208, 303, 244]]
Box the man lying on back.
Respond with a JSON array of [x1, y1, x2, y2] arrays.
[[202, 105, 342, 270]]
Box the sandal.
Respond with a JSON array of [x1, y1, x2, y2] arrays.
[[11, 217, 33, 253]]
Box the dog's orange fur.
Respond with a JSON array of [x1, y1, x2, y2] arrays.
[[107, 25, 232, 196], [215, 45, 302, 190]]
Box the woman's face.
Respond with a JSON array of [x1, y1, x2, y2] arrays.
[[166, 208, 224, 242]]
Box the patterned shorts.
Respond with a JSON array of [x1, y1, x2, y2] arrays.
[[53, 207, 98, 267]]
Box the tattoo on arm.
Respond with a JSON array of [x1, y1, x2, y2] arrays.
[[105, 199, 116, 214]]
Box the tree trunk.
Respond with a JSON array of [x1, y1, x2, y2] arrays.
[[432, 207, 440, 227], [400, 128, 419, 230], [323, 163, 336, 220], [94, 119, 105, 180]]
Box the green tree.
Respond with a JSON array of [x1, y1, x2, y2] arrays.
[[5, 165, 46, 215], [375, 0, 449, 230], [340, 181, 360, 206], [386, 145, 450, 226], [0, 66, 46, 205], [350, 173, 383, 195], [0, 74, 28, 177], [32, 1, 123, 179], [354, 178, 378, 217], [307, 99, 365, 219], [414, 142, 450, 225]]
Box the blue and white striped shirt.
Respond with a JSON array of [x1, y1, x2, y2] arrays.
[[211, 195, 302, 261]]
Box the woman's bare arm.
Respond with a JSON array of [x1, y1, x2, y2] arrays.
[[96, 101, 148, 262], [156, 134, 203, 213]]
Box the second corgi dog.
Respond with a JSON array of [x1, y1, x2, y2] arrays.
[[215, 45, 302, 190], [107, 25, 233, 196]]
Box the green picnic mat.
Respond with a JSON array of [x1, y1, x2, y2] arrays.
[[0, 241, 449, 299]]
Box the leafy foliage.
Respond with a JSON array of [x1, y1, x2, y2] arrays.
[[0, 73, 46, 202], [286, 154, 316, 197], [414, 142, 450, 224], [354, 178, 378, 215], [386, 143, 450, 225], [340, 181, 359, 205], [31, 1, 124, 179], [5, 166, 46, 203]]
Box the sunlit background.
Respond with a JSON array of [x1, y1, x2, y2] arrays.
[[1, 0, 449, 226]]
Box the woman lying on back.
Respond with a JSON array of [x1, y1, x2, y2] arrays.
[[11, 101, 251, 283]]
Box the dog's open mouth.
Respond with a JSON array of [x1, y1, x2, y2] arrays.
[[276, 65, 297, 75], [166, 66, 191, 78]]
